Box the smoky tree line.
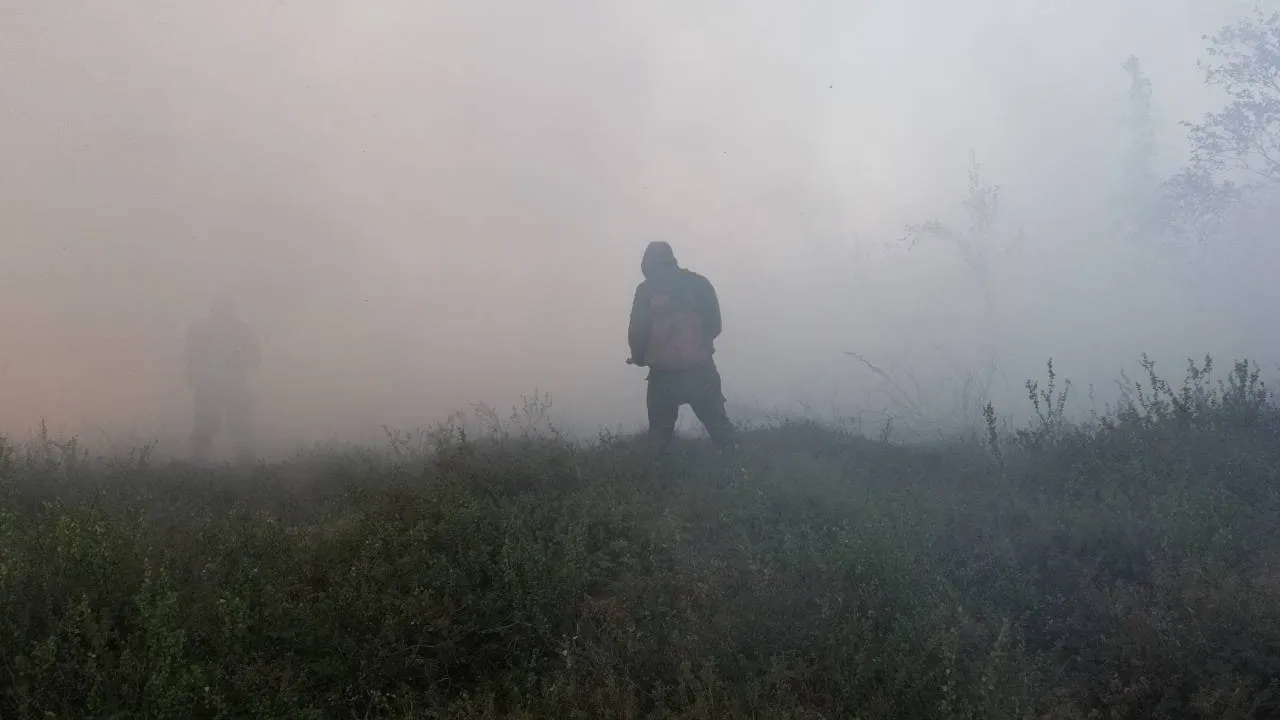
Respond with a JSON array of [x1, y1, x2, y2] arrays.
[[1165, 9, 1280, 244], [913, 9, 1280, 302], [859, 10, 1280, 435], [908, 8, 1280, 279]]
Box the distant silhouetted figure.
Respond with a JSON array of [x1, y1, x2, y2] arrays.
[[627, 241, 736, 455], [185, 294, 261, 461]]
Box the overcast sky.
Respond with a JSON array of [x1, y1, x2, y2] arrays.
[[1, 0, 1272, 451]]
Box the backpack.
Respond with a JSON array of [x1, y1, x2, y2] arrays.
[[643, 275, 713, 371]]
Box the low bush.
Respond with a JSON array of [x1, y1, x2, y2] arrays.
[[1, 356, 1278, 718]]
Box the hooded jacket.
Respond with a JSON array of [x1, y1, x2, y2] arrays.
[[628, 242, 721, 370], [184, 299, 261, 390]]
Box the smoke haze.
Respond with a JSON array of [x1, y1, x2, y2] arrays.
[[1, 0, 1273, 452]]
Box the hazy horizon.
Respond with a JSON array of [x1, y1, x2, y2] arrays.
[[3, 0, 1275, 454]]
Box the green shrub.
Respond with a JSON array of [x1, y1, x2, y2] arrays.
[[1, 356, 1277, 718]]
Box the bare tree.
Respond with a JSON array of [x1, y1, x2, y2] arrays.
[[901, 150, 1016, 360], [847, 152, 1019, 440]]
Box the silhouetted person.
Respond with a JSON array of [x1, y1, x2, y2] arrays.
[[185, 294, 260, 461], [627, 241, 736, 455]]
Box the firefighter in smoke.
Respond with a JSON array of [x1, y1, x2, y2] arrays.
[[184, 294, 261, 461], [627, 241, 737, 455]]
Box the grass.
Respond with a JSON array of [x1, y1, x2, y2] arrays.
[[1, 356, 1279, 719]]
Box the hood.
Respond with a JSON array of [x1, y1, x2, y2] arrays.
[[641, 241, 679, 280], [210, 293, 238, 322]]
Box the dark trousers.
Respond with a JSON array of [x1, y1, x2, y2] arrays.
[[190, 382, 254, 461], [646, 362, 736, 454]]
